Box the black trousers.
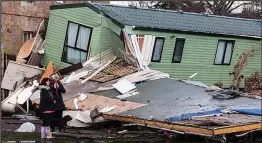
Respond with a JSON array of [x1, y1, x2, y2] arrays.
[[42, 113, 52, 126], [53, 110, 63, 119]]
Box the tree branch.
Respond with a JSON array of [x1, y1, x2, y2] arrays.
[[205, 1, 214, 11], [226, 1, 235, 11], [228, 2, 252, 13]]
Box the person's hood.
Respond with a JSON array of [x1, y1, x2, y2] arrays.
[[38, 85, 50, 90]]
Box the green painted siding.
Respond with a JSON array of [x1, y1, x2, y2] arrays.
[[43, 7, 123, 68], [125, 27, 261, 87], [44, 6, 260, 88]]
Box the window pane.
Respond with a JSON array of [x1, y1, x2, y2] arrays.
[[24, 33, 31, 43], [63, 47, 88, 64], [67, 22, 78, 47], [24, 33, 28, 42], [224, 42, 233, 64], [67, 47, 81, 64], [152, 38, 164, 61], [76, 26, 91, 50], [173, 39, 185, 62], [63, 22, 92, 64], [215, 41, 226, 64], [80, 52, 87, 63]]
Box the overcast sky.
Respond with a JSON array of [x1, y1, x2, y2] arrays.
[[109, 1, 245, 13]]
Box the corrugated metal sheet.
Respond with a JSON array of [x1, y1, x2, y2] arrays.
[[92, 3, 261, 38], [94, 78, 262, 120]]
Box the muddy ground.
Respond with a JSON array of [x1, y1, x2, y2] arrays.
[[1, 118, 166, 142], [1, 118, 262, 143]]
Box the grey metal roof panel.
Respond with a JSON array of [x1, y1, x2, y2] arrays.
[[92, 3, 262, 38], [94, 78, 261, 121]]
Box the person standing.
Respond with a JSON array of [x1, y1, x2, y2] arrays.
[[51, 75, 66, 132], [39, 78, 55, 139]]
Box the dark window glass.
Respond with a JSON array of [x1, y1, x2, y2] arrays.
[[172, 38, 185, 63], [151, 37, 165, 62]]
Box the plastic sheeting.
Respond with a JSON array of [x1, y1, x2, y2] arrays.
[[233, 109, 262, 116], [167, 108, 262, 121], [167, 108, 224, 121]]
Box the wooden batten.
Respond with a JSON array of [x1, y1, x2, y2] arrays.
[[102, 114, 262, 136]]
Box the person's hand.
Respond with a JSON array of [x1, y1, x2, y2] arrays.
[[54, 83, 59, 89]]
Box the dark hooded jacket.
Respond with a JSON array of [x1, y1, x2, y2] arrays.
[[51, 81, 66, 111], [39, 85, 55, 114]]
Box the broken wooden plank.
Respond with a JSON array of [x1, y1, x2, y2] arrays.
[[81, 56, 117, 84], [40, 61, 55, 82], [16, 38, 34, 63], [102, 114, 214, 136], [213, 123, 262, 135], [58, 63, 83, 75], [102, 114, 262, 136]]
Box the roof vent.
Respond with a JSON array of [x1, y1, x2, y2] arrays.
[[177, 10, 183, 14], [128, 5, 137, 9], [201, 12, 209, 16], [152, 8, 157, 10]]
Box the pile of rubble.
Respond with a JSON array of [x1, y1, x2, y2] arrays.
[[1, 28, 169, 127], [1, 23, 261, 142]]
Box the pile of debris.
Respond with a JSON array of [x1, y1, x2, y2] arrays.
[[1, 29, 169, 128], [1, 27, 261, 142], [245, 72, 261, 97]]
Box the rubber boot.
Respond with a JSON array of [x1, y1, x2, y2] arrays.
[[55, 127, 59, 133], [45, 126, 53, 139], [41, 126, 46, 139]]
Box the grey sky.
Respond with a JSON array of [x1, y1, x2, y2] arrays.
[[109, 1, 245, 13]]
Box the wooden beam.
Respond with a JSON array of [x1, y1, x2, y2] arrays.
[[213, 123, 262, 135], [103, 114, 262, 136], [102, 114, 214, 135]]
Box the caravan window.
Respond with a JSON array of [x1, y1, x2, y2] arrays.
[[23, 32, 33, 43], [62, 21, 92, 64], [214, 40, 234, 65], [151, 37, 165, 62], [172, 38, 185, 63]]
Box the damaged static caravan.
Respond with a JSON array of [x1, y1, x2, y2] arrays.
[[43, 2, 262, 88]]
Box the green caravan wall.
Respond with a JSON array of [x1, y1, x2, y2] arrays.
[[43, 7, 107, 67], [125, 27, 261, 87], [99, 16, 124, 58], [43, 6, 124, 68], [103, 18, 125, 58]]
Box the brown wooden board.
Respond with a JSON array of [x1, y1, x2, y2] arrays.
[[58, 63, 83, 75], [176, 114, 261, 126], [90, 59, 137, 83], [16, 38, 34, 59]]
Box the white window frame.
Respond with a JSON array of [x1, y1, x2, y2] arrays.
[[23, 32, 33, 43], [214, 40, 235, 65], [61, 21, 93, 64], [151, 37, 165, 62]]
